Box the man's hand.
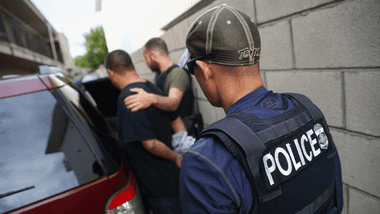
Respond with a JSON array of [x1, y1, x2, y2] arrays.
[[124, 88, 155, 112], [175, 154, 183, 168]]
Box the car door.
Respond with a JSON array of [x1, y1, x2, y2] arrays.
[[0, 86, 120, 214]]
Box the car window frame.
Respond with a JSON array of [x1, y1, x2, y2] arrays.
[[50, 86, 120, 176]]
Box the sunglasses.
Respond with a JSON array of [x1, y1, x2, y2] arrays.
[[185, 52, 216, 75]]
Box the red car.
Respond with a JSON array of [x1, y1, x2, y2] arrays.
[[0, 70, 144, 214]]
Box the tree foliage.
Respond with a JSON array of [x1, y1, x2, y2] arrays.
[[74, 26, 108, 69]]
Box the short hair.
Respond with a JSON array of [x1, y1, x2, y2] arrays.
[[144, 38, 168, 55], [105, 50, 135, 72]]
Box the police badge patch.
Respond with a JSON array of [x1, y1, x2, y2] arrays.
[[314, 123, 328, 150]]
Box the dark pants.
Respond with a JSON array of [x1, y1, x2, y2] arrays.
[[146, 196, 182, 214]]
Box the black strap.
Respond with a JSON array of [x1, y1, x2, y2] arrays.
[[199, 118, 265, 173], [255, 111, 311, 143], [198, 117, 282, 204], [283, 93, 322, 122], [168, 65, 197, 116], [155, 64, 179, 94]]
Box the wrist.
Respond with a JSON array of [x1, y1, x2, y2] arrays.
[[150, 93, 158, 105], [175, 153, 182, 162]]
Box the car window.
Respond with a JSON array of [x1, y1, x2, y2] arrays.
[[0, 91, 104, 213], [51, 76, 120, 172]]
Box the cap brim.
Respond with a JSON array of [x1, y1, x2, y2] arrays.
[[179, 49, 191, 69]]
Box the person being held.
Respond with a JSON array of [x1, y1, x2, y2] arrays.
[[178, 4, 343, 214], [105, 50, 182, 214]]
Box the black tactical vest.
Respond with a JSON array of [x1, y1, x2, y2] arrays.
[[155, 65, 194, 118], [197, 93, 343, 214]]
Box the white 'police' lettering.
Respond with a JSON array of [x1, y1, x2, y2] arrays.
[[286, 143, 301, 171], [275, 148, 292, 176], [301, 134, 312, 162], [262, 123, 328, 188]]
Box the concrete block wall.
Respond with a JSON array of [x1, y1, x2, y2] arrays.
[[130, 0, 380, 212]]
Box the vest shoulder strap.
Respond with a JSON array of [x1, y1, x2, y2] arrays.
[[198, 117, 265, 172], [198, 117, 283, 209], [282, 93, 322, 122]]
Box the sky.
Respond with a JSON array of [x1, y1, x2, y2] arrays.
[[30, 0, 199, 58], [30, 0, 104, 58]]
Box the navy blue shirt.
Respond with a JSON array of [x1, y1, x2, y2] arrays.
[[180, 87, 295, 213], [117, 81, 180, 198]]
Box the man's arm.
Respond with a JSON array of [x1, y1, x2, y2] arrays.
[[124, 68, 190, 112], [124, 87, 183, 112], [142, 139, 183, 168], [170, 115, 187, 133]]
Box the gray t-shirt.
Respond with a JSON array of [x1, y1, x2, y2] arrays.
[[163, 67, 190, 95]]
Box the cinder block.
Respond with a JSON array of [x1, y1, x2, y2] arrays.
[[171, 19, 189, 50], [345, 71, 380, 136], [216, 107, 226, 120], [259, 21, 293, 70], [186, 1, 255, 35], [131, 48, 145, 65], [139, 74, 155, 83], [169, 48, 186, 65], [260, 71, 267, 87], [349, 188, 380, 214], [331, 128, 380, 198], [134, 61, 152, 76], [256, 0, 333, 23], [186, 1, 221, 28], [198, 99, 218, 126], [266, 71, 343, 127], [292, 0, 380, 68], [218, 0, 255, 20], [160, 29, 175, 52], [343, 184, 348, 214]]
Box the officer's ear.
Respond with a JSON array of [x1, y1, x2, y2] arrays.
[[196, 60, 214, 81]]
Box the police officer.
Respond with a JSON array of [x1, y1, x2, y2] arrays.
[[178, 4, 343, 214]]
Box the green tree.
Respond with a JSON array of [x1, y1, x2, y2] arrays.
[[74, 26, 108, 69]]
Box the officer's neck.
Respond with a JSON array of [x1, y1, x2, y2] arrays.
[[217, 64, 263, 113]]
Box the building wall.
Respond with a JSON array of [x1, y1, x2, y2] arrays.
[[130, 0, 380, 212]]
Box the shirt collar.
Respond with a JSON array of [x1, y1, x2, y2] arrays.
[[226, 86, 269, 115]]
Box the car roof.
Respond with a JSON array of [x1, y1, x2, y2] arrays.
[[0, 73, 67, 99]]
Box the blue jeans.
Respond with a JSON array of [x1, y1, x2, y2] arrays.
[[147, 196, 182, 214]]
